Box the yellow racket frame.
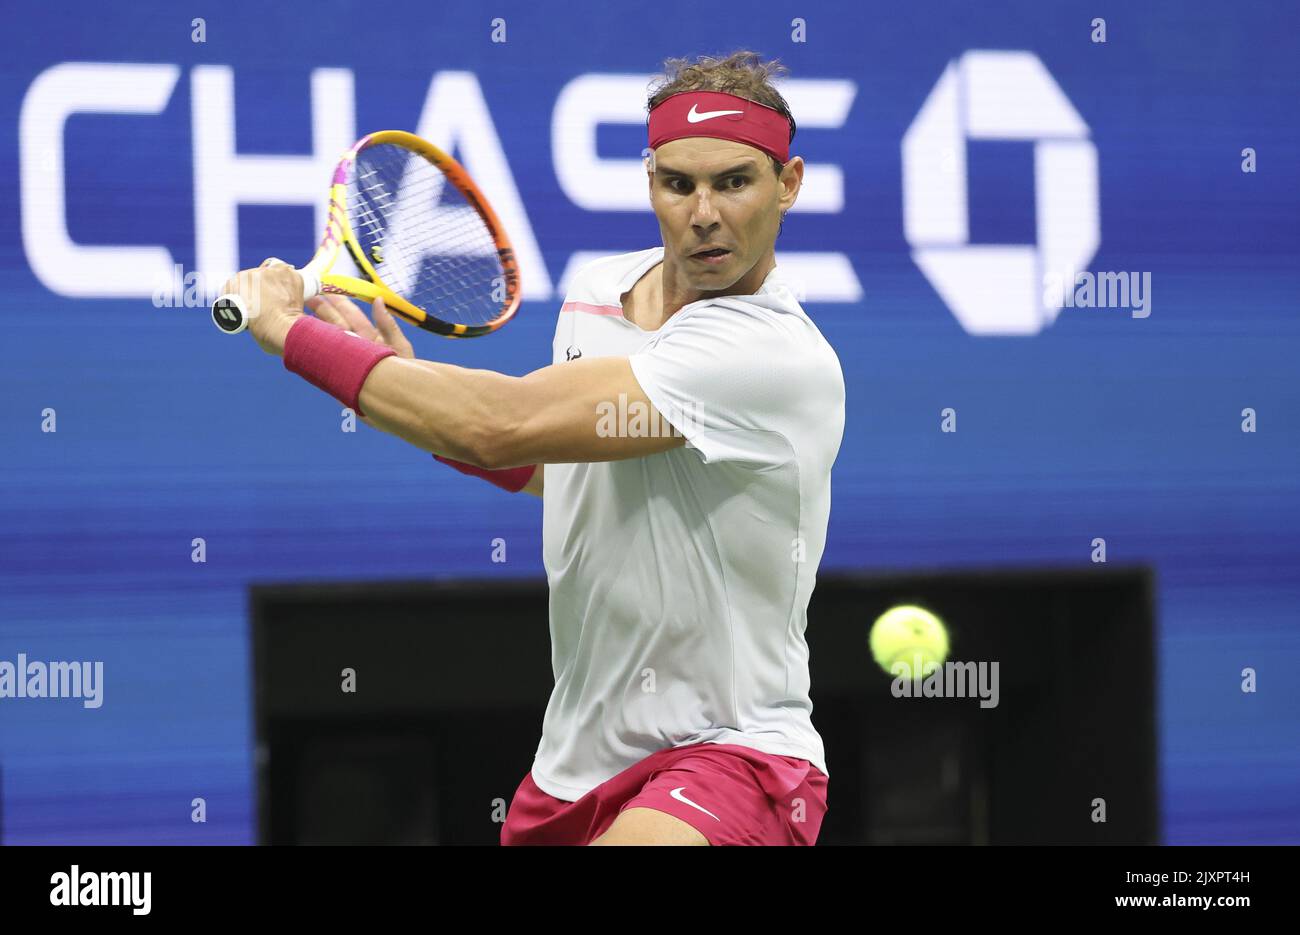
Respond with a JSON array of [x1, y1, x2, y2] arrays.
[[212, 130, 521, 338], [305, 130, 521, 337]]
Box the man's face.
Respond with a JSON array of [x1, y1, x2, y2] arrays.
[[648, 137, 799, 290]]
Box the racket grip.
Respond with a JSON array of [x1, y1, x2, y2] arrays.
[[298, 269, 321, 301], [211, 267, 321, 335]]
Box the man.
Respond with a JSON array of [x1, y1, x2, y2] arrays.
[[222, 50, 845, 845]]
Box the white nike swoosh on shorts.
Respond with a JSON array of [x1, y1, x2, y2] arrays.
[[669, 786, 721, 821]]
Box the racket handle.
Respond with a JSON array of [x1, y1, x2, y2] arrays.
[[299, 269, 322, 302], [211, 268, 322, 335]]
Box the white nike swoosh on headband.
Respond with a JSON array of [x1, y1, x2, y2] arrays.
[[686, 104, 744, 123], [670, 787, 721, 821]]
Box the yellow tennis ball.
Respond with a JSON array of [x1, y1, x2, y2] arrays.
[[869, 605, 949, 680]]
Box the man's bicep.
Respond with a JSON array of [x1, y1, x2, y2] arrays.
[[493, 356, 686, 466]]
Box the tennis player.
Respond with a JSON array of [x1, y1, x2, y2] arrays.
[[224, 50, 845, 845]]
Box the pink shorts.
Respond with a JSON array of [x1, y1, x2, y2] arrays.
[[500, 742, 828, 846]]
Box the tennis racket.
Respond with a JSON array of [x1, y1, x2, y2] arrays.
[[211, 130, 520, 338]]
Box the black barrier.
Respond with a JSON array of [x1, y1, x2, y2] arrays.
[[250, 566, 1156, 846]]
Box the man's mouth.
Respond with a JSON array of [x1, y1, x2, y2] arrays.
[[690, 247, 731, 264]]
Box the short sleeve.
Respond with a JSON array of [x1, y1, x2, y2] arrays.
[[628, 303, 834, 469]]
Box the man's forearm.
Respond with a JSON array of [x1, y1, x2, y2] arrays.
[[357, 356, 518, 466]]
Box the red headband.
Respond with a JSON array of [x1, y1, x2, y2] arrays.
[[647, 90, 791, 163]]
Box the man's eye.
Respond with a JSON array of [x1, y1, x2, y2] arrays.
[[725, 176, 747, 189], [669, 178, 689, 192]]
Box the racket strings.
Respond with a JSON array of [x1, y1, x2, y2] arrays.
[[348, 143, 508, 327], [352, 167, 396, 243]]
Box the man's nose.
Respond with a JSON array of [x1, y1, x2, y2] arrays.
[[689, 189, 721, 229]]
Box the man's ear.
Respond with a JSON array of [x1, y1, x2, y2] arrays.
[[779, 156, 804, 213]]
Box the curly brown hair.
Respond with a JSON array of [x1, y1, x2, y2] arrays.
[[647, 50, 797, 177]]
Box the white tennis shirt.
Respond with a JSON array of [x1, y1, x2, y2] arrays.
[[531, 246, 845, 801]]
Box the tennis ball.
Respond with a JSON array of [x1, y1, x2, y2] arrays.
[[869, 605, 949, 680]]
